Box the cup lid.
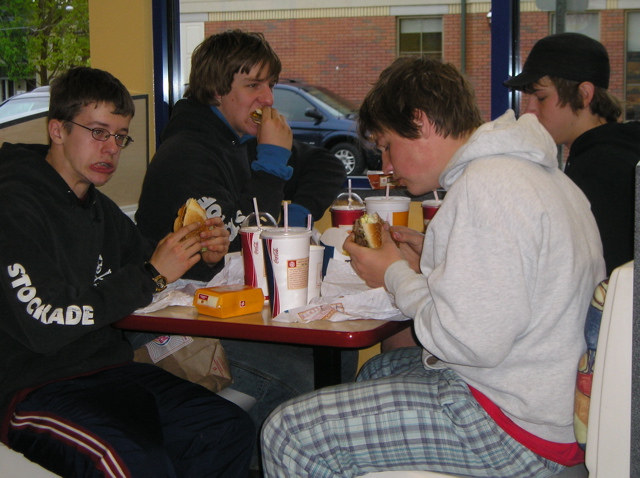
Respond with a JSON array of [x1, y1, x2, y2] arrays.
[[332, 191, 364, 208], [365, 195, 411, 203], [241, 212, 278, 228], [260, 227, 312, 239]]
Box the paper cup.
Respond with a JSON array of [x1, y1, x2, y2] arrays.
[[331, 205, 365, 230], [240, 226, 274, 301], [421, 199, 442, 231], [365, 196, 411, 226], [307, 245, 325, 303], [262, 227, 312, 317]]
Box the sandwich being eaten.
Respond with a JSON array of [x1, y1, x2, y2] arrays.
[[250, 108, 263, 125], [352, 213, 383, 248], [174, 198, 208, 240]]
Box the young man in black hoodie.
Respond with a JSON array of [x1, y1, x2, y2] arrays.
[[135, 30, 355, 469], [505, 33, 640, 275], [0, 67, 253, 477]]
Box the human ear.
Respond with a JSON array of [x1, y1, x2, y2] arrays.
[[578, 81, 596, 108], [413, 110, 430, 137], [48, 119, 65, 145]]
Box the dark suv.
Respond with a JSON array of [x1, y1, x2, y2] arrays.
[[273, 80, 380, 176]]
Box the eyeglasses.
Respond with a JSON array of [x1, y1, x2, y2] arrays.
[[67, 121, 134, 148]]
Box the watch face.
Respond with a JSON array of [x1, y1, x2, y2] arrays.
[[154, 275, 167, 291]]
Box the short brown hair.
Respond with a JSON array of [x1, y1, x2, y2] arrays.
[[185, 30, 281, 106], [358, 57, 483, 141], [48, 67, 135, 123], [522, 77, 622, 124]]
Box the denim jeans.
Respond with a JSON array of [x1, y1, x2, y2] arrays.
[[220, 339, 358, 468]]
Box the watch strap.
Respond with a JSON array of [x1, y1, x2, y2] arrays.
[[143, 262, 167, 292]]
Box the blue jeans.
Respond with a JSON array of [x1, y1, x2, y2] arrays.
[[220, 339, 358, 467]]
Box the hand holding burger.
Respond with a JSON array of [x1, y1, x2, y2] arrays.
[[352, 213, 383, 248], [344, 213, 405, 289], [173, 198, 209, 239], [250, 106, 293, 150]]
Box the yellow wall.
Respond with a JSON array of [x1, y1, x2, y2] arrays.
[[88, 0, 156, 155]]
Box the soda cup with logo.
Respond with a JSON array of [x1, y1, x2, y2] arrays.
[[330, 191, 365, 231], [240, 212, 277, 301], [261, 227, 312, 317], [364, 196, 411, 226]]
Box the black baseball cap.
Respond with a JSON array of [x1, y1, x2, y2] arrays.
[[504, 33, 610, 89]]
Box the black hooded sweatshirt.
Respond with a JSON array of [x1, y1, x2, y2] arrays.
[[0, 143, 156, 442], [564, 121, 640, 275], [135, 97, 346, 281]]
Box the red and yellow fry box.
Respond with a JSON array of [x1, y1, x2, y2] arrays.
[[194, 285, 264, 318]]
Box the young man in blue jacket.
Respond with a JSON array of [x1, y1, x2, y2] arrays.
[[135, 31, 355, 470]]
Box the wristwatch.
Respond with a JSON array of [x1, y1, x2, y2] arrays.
[[144, 262, 167, 292]]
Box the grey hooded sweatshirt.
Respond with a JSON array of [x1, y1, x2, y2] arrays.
[[385, 111, 605, 444]]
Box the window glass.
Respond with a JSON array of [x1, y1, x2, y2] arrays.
[[551, 12, 600, 39], [273, 88, 315, 122], [398, 17, 442, 59], [626, 12, 640, 121], [0, 96, 49, 119]]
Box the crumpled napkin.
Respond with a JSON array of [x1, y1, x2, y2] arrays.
[[273, 259, 410, 323], [134, 253, 244, 314]]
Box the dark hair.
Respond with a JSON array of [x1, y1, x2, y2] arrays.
[[358, 57, 483, 141], [48, 67, 135, 123], [185, 30, 282, 106], [522, 76, 622, 123]]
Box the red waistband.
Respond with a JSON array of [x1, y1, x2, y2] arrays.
[[468, 386, 584, 466]]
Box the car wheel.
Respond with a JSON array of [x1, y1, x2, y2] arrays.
[[330, 142, 365, 176]]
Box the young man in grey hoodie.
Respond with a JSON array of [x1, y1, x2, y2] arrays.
[[261, 57, 605, 477]]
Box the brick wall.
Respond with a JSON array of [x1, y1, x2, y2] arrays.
[[206, 8, 631, 122], [206, 17, 396, 107]]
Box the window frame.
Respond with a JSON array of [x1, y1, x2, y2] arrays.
[[397, 16, 443, 60]]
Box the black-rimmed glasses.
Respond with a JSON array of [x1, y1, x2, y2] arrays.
[[67, 120, 134, 148]]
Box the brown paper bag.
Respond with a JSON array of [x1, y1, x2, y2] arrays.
[[134, 335, 232, 393]]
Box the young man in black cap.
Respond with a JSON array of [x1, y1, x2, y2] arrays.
[[505, 32, 640, 275]]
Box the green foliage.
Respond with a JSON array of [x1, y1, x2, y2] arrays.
[[0, 0, 89, 84]]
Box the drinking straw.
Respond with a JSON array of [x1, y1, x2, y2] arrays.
[[385, 184, 390, 199], [307, 214, 312, 230], [284, 201, 289, 232], [253, 197, 260, 227], [434, 189, 439, 201], [348, 179, 353, 207]]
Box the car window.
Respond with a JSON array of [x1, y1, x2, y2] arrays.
[[301, 86, 355, 117], [0, 97, 49, 119], [273, 89, 316, 122]]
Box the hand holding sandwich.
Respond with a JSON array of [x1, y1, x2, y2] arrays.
[[389, 225, 424, 273], [172, 198, 229, 268], [255, 106, 293, 150], [344, 223, 404, 289], [148, 222, 211, 283], [199, 216, 230, 266]]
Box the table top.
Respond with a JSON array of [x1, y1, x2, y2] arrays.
[[115, 305, 410, 349]]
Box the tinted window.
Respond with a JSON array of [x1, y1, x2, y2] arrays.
[[273, 88, 315, 122], [0, 96, 49, 119]]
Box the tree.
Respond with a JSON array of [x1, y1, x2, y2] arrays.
[[0, 0, 89, 85], [0, 0, 32, 81]]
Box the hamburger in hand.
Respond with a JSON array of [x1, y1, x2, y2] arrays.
[[174, 198, 208, 240], [250, 108, 263, 125], [352, 213, 383, 249]]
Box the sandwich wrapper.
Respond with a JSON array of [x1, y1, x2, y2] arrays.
[[134, 253, 244, 314], [272, 259, 410, 323], [134, 250, 410, 324]]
